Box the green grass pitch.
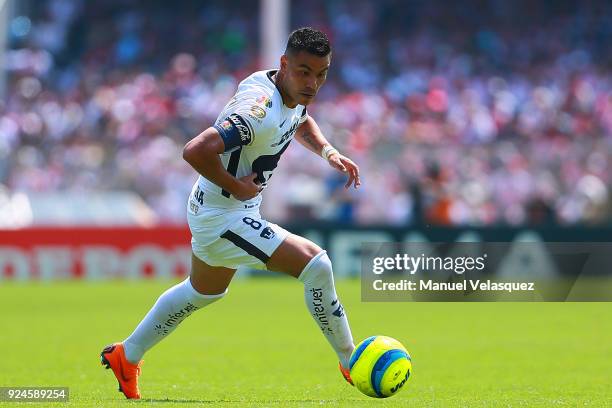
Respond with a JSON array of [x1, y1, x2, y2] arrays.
[[1, 278, 611, 407]]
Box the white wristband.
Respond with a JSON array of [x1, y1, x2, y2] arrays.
[[321, 145, 338, 160]]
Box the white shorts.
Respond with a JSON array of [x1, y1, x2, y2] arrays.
[[187, 205, 290, 270]]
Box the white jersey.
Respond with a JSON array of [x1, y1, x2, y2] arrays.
[[190, 70, 308, 210]]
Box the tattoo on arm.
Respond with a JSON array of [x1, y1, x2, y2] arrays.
[[301, 131, 322, 152]]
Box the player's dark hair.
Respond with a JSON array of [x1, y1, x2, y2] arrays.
[[285, 27, 331, 57]]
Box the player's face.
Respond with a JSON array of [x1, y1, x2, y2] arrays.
[[281, 51, 331, 106]]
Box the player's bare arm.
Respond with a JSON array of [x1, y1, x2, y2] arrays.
[[295, 116, 361, 189], [182, 128, 261, 201]]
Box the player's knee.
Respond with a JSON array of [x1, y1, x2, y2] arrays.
[[304, 241, 324, 258], [298, 250, 333, 284], [201, 288, 228, 304], [187, 280, 228, 308], [187, 276, 229, 301]]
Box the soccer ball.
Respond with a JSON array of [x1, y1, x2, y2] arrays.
[[349, 335, 412, 398]]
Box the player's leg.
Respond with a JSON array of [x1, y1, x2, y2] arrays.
[[209, 213, 355, 382], [101, 254, 234, 399], [122, 253, 235, 363], [267, 234, 356, 371]]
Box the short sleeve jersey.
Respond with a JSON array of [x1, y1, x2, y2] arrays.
[[193, 70, 308, 209]]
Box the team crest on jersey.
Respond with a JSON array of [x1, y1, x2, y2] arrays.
[[249, 105, 266, 119], [256, 95, 272, 108]]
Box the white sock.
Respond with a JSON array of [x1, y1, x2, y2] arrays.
[[123, 277, 226, 363], [298, 251, 355, 368]]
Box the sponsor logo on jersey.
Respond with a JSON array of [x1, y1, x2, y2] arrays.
[[249, 105, 266, 119], [271, 120, 299, 147], [256, 95, 272, 108], [227, 113, 253, 144]]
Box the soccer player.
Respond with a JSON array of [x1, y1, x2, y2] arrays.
[[100, 27, 361, 399]]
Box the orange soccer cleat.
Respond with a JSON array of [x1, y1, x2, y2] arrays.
[[100, 343, 143, 399], [339, 362, 354, 385]]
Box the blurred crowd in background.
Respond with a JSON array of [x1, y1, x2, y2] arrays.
[[1, 0, 611, 226]]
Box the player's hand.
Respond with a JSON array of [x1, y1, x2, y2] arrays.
[[327, 153, 361, 189], [233, 173, 262, 201]]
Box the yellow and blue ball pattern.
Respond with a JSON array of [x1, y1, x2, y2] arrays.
[[349, 335, 412, 398]]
